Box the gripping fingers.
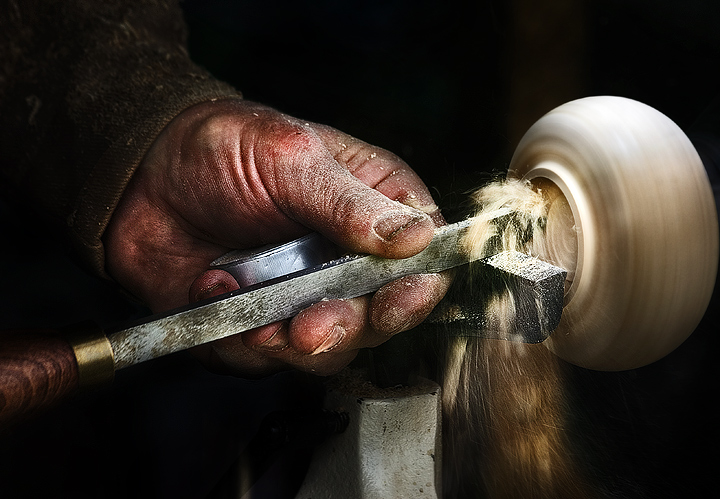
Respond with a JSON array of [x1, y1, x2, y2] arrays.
[[370, 273, 452, 335], [288, 296, 373, 355], [289, 272, 451, 354]]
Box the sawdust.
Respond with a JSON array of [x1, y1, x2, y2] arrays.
[[441, 178, 595, 498]]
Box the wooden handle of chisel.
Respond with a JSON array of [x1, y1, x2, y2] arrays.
[[0, 330, 79, 428], [0, 324, 114, 429]]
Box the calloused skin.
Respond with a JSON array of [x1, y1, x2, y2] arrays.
[[104, 99, 450, 378]]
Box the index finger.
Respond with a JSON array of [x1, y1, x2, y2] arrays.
[[309, 124, 444, 226]]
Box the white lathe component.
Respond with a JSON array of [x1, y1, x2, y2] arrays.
[[295, 375, 442, 499]]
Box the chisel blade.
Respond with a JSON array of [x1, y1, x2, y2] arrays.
[[426, 250, 567, 343]]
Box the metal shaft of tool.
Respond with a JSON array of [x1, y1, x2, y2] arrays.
[[107, 209, 512, 370]]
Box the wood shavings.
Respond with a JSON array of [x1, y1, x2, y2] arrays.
[[441, 178, 592, 498]]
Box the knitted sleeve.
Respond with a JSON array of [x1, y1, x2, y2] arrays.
[[0, 0, 242, 277]]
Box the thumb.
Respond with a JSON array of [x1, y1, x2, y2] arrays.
[[259, 119, 438, 258], [285, 165, 437, 259]]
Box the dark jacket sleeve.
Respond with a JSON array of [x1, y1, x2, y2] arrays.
[[0, 0, 241, 277]]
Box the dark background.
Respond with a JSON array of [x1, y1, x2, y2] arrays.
[[2, 0, 720, 497]]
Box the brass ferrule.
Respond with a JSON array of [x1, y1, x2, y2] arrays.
[[65, 322, 115, 389]]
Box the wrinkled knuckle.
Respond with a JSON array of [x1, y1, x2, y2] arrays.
[[358, 146, 406, 172], [258, 119, 325, 166]]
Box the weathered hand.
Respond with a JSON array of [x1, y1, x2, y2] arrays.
[[104, 99, 450, 377]]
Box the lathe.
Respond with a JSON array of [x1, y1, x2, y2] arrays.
[[1, 96, 717, 498]]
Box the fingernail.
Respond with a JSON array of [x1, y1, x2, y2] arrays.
[[373, 209, 428, 242], [311, 325, 346, 355], [254, 324, 289, 352]]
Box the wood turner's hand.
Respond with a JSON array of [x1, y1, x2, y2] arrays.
[[104, 99, 450, 377]]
